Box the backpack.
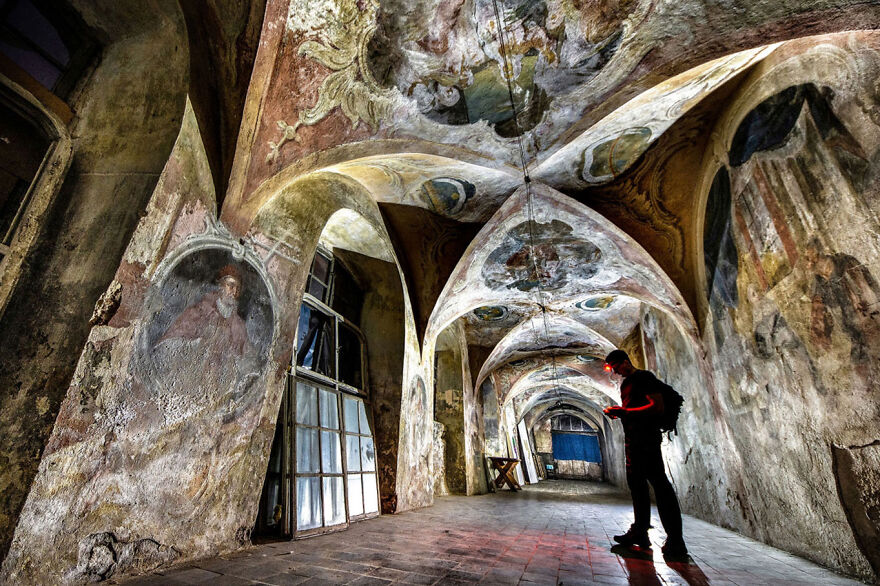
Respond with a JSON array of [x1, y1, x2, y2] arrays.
[[656, 379, 684, 437]]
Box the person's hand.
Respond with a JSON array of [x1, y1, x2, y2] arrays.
[[604, 405, 625, 419]]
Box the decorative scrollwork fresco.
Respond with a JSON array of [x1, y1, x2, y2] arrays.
[[267, 0, 396, 163]]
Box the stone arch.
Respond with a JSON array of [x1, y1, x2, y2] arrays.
[[250, 169, 430, 514]]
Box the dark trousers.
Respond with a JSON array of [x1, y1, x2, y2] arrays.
[[626, 441, 683, 540]]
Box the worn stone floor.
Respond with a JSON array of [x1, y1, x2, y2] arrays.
[[122, 480, 863, 585]]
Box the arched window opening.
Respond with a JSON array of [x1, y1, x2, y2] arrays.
[[0, 0, 97, 101], [0, 84, 52, 264], [256, 246, 380, 540]]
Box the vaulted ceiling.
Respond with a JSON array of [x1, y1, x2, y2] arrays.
[[221, 0, 880, 425]]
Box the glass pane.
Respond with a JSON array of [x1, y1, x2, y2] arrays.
[[296, 305, 315, 369], [343, 397, 359, 433], [347, 474, 363, 517], [358, 401, 370, 434], [363, 473, 379, 514], [307, 277, 327, 301], [296, 427, 319, 473], [264, 477, 282, 529], [338, 324, 362, 389], [321, 430, 342, 473], [361, 436, 376, 472], [319, 389, 339, 429], [346, 434, 361, 472], [322, 476, 346, 526], [296, 477, 322, 530], [296, 304, 335, 378], [312, 251, 332, 283], [295, 382, 317, 426]]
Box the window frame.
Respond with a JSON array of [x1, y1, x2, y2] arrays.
[[0, 75, 72, 316], [291, 378, 350, 538]]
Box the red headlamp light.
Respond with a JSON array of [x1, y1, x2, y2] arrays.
[[604, 363, 613, 372]]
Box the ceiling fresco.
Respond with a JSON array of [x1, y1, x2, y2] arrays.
[[327, 153, 521, 222], [532, 44, 777, 188], [488, 352, 619, 406], [426, 183, 696, 345], [230, 0, 880, 202], [473, 314, 614, 389], [232, 1, 880, 438]]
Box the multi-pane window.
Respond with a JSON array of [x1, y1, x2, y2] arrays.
[[256, 248, 380, 539], [343, 395, 379, 518], [294, 381, 346, 532]]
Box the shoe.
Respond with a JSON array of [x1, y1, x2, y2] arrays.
[[613, 527, 651, 549], [661, 538, 688, 558]]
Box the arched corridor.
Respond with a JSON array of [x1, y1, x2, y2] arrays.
[[1, 2, 880, 584]]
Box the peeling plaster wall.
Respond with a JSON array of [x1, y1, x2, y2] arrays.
[[1, 107, 430, 583], [460, 328, 488, 495], [0, 104, 291, 584], [433, 323, 488, 496], [0, 0, 190, 564], [481, 379, 503, 457], [432, 421, 449, 496], [433, 327, 467, 494], [644, 34, 880, 582]]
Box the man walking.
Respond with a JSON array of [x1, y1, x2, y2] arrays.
[[603, 349, 688, 558]]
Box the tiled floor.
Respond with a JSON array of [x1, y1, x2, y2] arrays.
[[122, 480, 863, 585]]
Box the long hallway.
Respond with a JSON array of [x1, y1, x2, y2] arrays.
[[123, 481, 861, 585]]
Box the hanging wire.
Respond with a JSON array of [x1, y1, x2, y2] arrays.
[[489, 0, 561, 388]]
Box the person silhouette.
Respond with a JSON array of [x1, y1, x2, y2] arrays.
[[603, 349, 688, 558]]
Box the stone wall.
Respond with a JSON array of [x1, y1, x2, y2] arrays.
[[0, 0, 189, 561], [0, 103, 285, 584], [644, 34, 880, 582], [1, 104, 432, 583], [433, 328, 467, 494]]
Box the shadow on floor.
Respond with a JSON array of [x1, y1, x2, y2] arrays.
[[611, 544, 711, 586]]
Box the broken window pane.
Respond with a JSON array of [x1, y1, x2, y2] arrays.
[[358, 400, 370, 434], [361, 436, 375, 472]]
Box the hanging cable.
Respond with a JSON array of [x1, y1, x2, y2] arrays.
[[489, 0, 560, 389]]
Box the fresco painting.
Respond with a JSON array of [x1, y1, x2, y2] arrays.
[[482, 219, 601, 292], [685, 56, 880, 575], [587, 127, 652, 179], [472, 305, 509, 321], [703, 166, 738, 347], [417, 177, 476, 216], [576, 295, 615, 311], [139, 248, 274, 425]]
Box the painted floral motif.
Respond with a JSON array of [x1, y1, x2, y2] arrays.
[[267, 0, 396, 162]]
